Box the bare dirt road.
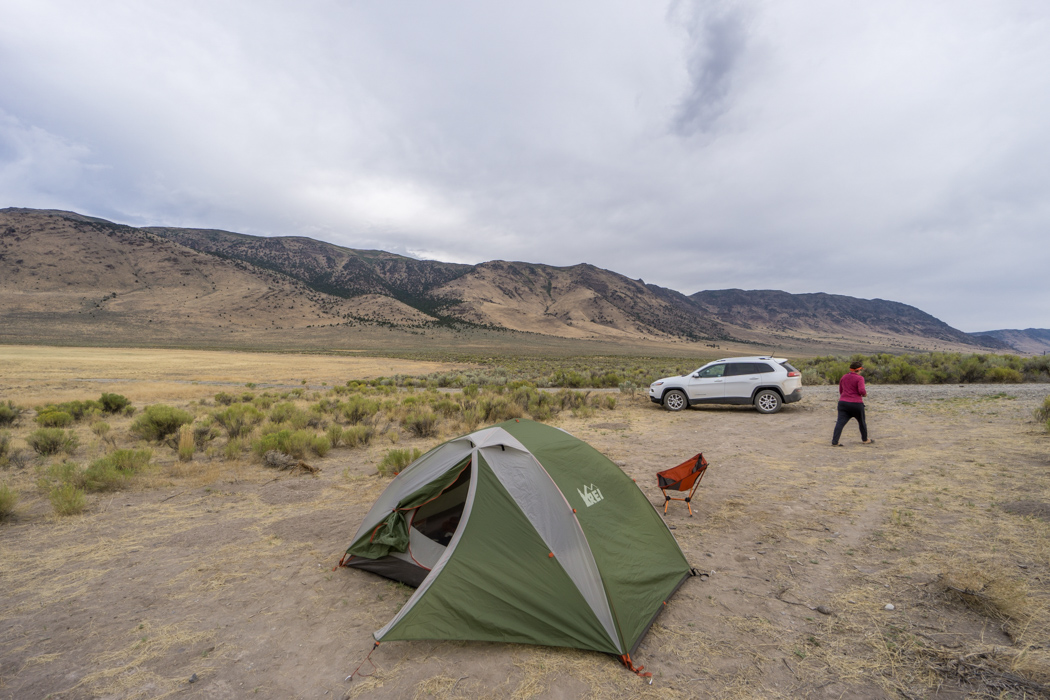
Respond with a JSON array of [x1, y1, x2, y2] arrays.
[[2, 383, 1049, 698]]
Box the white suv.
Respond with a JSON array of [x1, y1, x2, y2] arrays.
[[649, 356, 803, 414]]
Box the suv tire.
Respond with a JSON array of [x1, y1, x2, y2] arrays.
[[754, 389, 782, 414], [663, 389, 688, 412]]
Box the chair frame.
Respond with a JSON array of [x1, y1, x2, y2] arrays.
[[658, 453, 708, 516]]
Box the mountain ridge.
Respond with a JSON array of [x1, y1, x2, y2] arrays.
[[0, 207, 1025, 354]]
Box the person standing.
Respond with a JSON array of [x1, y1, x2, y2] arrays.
[[832, 361, 873, 446]]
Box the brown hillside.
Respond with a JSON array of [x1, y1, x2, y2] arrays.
[[0, 209, 400, 343], [435, 261, 728, 341]]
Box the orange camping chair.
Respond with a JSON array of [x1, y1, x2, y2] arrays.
[[656, 453, 709, 516]]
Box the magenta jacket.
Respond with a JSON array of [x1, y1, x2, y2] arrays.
[[838, 372, 866, 403]]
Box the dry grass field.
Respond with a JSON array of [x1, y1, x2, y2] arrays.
[[1, 346, 1049, 699]]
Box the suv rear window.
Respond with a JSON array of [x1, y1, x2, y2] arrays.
[[779, 362, 800, 373], [724, 363, 775, 376]]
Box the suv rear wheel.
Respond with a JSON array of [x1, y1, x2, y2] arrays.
[[663, 389, 687, 412], [754, 389, 782, 414]]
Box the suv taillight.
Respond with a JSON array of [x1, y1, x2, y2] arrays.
[[787, 371, 800, 377]]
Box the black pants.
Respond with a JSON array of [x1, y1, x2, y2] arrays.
[[832, 401, 867, 444]]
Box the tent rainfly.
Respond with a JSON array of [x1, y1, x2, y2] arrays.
[[339, 419, 695, 672]]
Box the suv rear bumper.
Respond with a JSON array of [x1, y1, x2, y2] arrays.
[[783, 388, 802, 404]]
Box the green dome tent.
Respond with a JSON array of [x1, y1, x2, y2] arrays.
[[339, 419, 694, 668]]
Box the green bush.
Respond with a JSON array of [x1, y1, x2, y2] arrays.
[[224, 438, 246, 460], [49, 482, 86, 516], [131, 405, 193, 442], [81, 459, 130, 492], [99, 393, 131, 413], [35, 410, 74, 428], [91, 421, 111, 438], [0, 401, 21, 426], [342, 395, 380, 425], [214, 391, 235, 406], [1035, 396, 1050, 433], [377, 448, 423, 476], [342, 425, 375, 448], [477, 396, 523, 422], [27, 428, 78, 456], [213, 403, 265, 439], [0, 483, 18, 519], [403, 412, 439, 438], [0, 431, 10, 462], [253, 429, 314, 459], [985, 367, 1023, 383], [311, 435, 331, 457], [269, 402, 309, 428], [326, 423, 343, 448], [106, 448, 153, 472]]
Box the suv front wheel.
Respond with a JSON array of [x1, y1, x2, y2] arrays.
[[754, 389, 782, 414], [662, 389, 688, 412]]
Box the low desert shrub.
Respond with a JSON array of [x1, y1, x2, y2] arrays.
[[131, 405, 193, 442], [214, 391, 235, 406], [985, 366, 1024, 383], [342, 396, 380, 425], [0, 431, 10, 463], [6, 450, 30, 470], [377, 448, 422, 476], [35, 410, 74, 428], [27, 428, 78, 456], [91, 421, 111, 438], [311, 435, 331, 457], [326, 423, 343, 448], [88, 449, 152, 484], [116, 448, 152, 471], [477, 396, 523, 422], [0, 483, 17, 519], [253, 429, 314, 459], [0, 401, 22, 426], [49, 482, 86, 516], [223, 438, 246, 461], [213, 403, 265, 439], [342, 425, 375, 448], [1036, 396, 1050, 433], [269, 402, 309, 429], [99, 393, 131, 413], [403, 412, 439, 438], [81, 459, 130, 492]]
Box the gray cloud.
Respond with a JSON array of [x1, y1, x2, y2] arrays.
[[1, 0, 1048, 332]]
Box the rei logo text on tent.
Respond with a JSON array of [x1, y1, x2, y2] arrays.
[[577, 483, 604, 507]]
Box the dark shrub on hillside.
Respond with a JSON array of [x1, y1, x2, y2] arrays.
[[131, 405, 194, 442]]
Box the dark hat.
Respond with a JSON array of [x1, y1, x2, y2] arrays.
[[849, 361, 863, 370]]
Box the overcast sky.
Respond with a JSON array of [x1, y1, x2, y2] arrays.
[[2, 1, 1048, 332]]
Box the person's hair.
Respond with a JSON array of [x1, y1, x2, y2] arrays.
[[849, 361, 863, 370]]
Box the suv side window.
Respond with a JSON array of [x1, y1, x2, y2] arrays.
[[696, 365, 726, 378], [722, 363, 745, 377], [751, 363, 776, 374]]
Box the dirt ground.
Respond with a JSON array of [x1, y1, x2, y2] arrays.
[[2, 367, 1049, 698]]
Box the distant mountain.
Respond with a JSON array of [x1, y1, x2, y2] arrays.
[[0, 208, 1015, 354], [690, 289, 1011, 351], [968, 329, 1050, 355]]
